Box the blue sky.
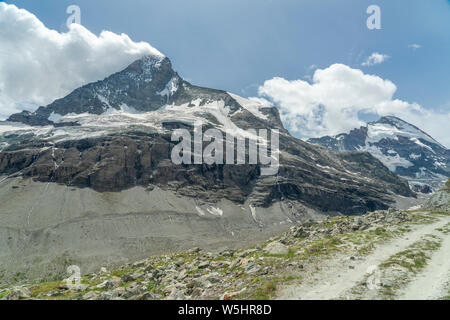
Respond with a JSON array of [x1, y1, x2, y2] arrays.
[[4, 0, 450, 108], [1, 0, 450, 145]]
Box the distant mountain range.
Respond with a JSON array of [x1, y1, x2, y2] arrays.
[[308, 116, 450, 192]]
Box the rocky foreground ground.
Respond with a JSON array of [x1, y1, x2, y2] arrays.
[[2, 205, 449, 300]]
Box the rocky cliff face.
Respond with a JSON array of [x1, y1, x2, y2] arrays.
[[0, 54, 415, 282], [423, 179, 450, 211], [308, 116, 450, 191]]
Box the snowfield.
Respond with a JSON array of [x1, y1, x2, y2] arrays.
[[0, 93, 270, 147]]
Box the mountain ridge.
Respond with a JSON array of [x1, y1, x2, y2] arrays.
[[308, 116, 450, 191], [7, 55, 242, 126], [0, 55, 415, 210]]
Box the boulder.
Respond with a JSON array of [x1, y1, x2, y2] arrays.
[[244, 263, 261, 274], [8, 287, 31, 300], [264, 241, 289, 255]]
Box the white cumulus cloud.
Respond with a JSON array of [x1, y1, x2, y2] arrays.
[[0, 3, 163, 119], [408, 44, 422, 50], [361, 52, 389, 66], [258, 64, 450, 148]]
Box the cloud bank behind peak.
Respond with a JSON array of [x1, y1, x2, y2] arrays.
[[0, 3, 163, 118], [258, 64, 450, 148]]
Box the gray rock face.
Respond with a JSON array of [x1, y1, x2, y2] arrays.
[[308, 116, 450, 191], [423, 180, 450, 211], [0, 130, 413, 213], [411, 183, 432, 194], [263, 242, 289, 255]]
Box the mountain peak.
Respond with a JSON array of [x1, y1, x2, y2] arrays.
[[7, 55, 180, 124], [5, 53, 285, 134], [369, 116, 441, 147], [308, 116, 450, 189], [127, 54, 170, 75], [376, 115, 406, 125], [374, 115, 414, 129]]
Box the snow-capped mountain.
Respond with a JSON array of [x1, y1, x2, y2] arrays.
[[7, 55, 245, 126], [3, 53, 283, 146], [308, 116, 450, 191], [0, 54, 413, 210], [0, 54, 416, 282]]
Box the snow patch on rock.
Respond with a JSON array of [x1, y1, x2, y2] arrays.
[[360, 145, 414, 171], [228, 93, 268, 120], [207, 207, 223, 217]]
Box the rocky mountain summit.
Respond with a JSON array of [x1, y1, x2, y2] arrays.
[[7, 55, 243, 126], [308, 116, 450, 192], [0, 54, 415, 283]]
